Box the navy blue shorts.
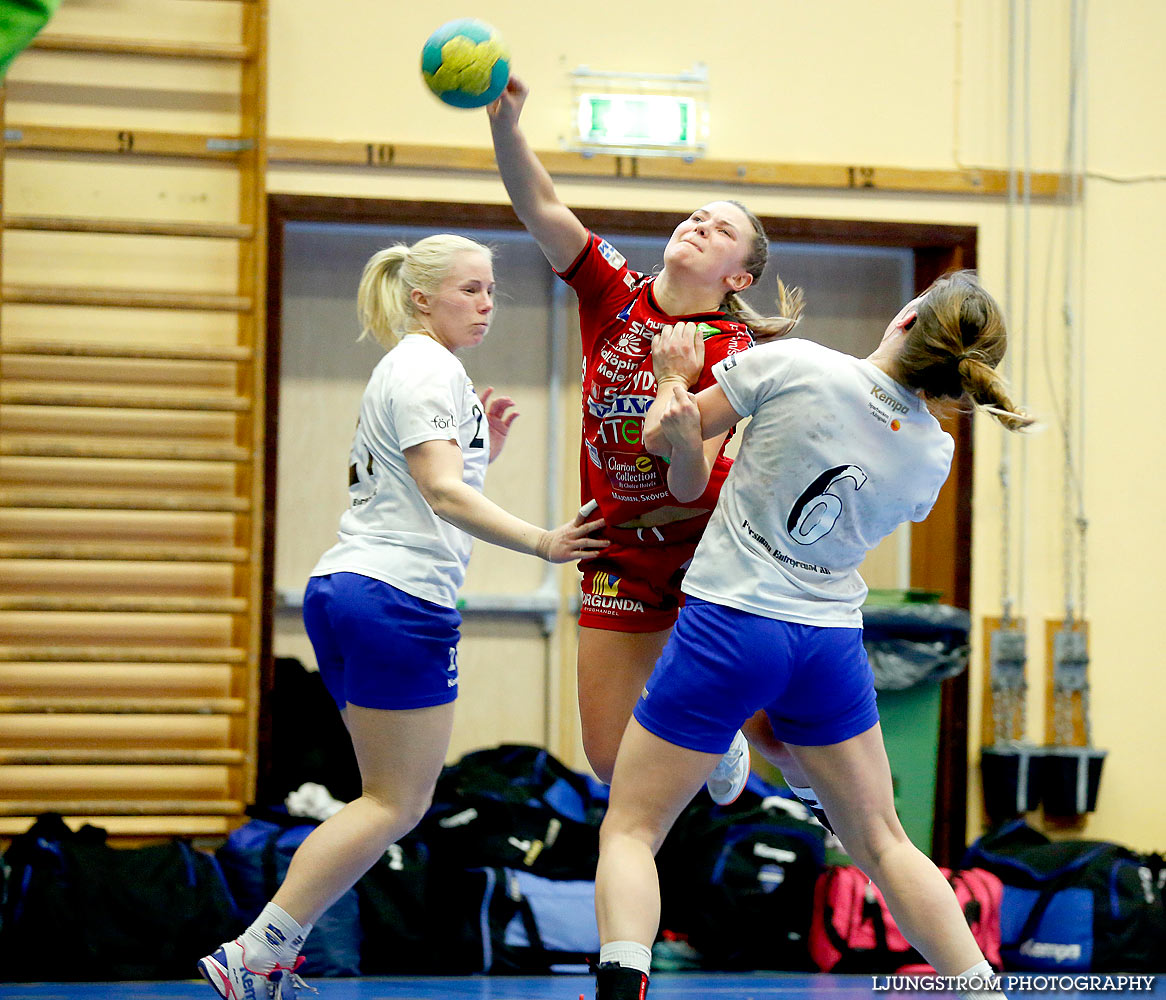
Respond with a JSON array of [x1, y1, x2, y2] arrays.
[[303, 572, 461, 711], [633, 595, 879, 753]]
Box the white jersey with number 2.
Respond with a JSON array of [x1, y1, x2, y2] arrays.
[[310, 333, 489, 609], [681, 338, 954, 627]]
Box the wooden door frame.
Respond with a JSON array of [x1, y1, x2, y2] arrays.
[[263, 193, 977, 864]]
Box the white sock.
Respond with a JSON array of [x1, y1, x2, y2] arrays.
[[957, 959, 1007, 1000], [599, 940, 651, 976], [240, 902, 312, 973]]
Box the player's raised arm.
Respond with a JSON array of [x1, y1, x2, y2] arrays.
[[487, 74, 588, 272]]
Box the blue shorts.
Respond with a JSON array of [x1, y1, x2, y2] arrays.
[[303, 572, 461, 711], [633, 595, 879, 753]]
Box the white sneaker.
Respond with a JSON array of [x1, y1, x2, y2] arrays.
[[198, 939, 314, 999], [706, 729, 750, 805]]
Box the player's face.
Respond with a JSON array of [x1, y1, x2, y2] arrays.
[[663, 201, 754, 287], [425, 251, 496, 353]]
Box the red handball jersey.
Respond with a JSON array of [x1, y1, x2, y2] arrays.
[[556, 232, 754, 528]]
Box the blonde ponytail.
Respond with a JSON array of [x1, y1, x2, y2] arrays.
[[723, 276, 805, 340], [357, 246, 412, 351]]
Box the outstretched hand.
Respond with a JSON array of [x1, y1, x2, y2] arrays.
[[652, 321, 705, 388], [486, 74, 528, 127], [478, 386, 519, 462], [536, 510, 608, 564]]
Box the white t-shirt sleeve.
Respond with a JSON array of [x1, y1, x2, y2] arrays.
[[911, 435, 955, 521], [711, 340, 798, 418], [389, 357, 466, 452]]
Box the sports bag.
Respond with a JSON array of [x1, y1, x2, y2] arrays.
[[360, 859, 598, 975], [963, 820, 1166, 971], [657, 791, 827, 970], [217, 816, 363, 976], [809, 864, 1003, 973], [354, 833, 437, 974], [420, 744, 607, 880], [0, 812, 240, 981]]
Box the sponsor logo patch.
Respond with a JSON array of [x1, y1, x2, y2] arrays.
[[592, 572, 620, 597], [597, 239, 626, 270]]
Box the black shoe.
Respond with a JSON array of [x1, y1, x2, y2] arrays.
[[595, 961, 649, 1000], [790, 791, 836, 835]]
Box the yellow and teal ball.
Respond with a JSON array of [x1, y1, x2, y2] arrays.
[[421, 18, 510, 109]]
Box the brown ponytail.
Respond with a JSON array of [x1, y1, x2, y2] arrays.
[[898, 270, 1035, 432]]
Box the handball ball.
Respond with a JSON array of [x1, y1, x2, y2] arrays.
[[421, 18, 510, 109]]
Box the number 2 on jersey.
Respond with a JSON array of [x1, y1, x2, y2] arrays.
[[786, 464, 867, 545], [469, 404, 484, 449]]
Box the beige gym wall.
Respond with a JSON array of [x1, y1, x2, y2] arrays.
[[262, 0, 1165, 850], [9, 1, 1156, 847]]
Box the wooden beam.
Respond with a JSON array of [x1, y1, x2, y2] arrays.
[[0, 800, 245, 816], [3, 126, 1070, 198], [0, 645, 246, 662], [0, 596, 246, 613], [5, 215, 253, 239], [2, 285, 252, 311], [0, 436, 250, 462], [0, 385, 251, 411], [30, 34, 252, 61], [0, 696, 245, 713], [0, 488, 250, 512], [0, 542, 248, 561], [1, 340, 251, 362], [4, 124, 251, 160], [0, 748, 245, 764], [266, 137, 1069, 200]]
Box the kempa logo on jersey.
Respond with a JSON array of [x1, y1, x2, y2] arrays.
[[591, 572, 620, 597], [869, 385, 909, 414]]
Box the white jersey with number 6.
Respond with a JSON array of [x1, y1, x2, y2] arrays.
[[310, 333, 489, 609], [681, 338, 953, 627]]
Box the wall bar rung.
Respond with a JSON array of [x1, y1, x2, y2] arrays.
[[2, 285, 252, 312], [0, 800, 245, 816], [0, 489, 251, 513], [0, 385, 251, 411], [1, 340, 252, 362], [0, 696, 245, 714], [0, 749, 246, 764], [0, 542, 248, 561], [30, 34, 252, 61], [0, 646, 246, 663], [0, 596, 247, 613], [5, 216, 254, 239]]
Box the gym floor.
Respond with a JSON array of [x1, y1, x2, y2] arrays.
[[2, 973, 1162, 1000]]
